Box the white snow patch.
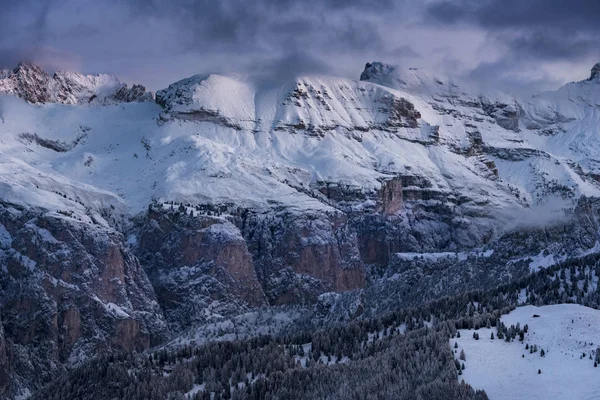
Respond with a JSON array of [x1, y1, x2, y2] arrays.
[[186, 383, 205, 397], [528, 251, 560, 272], [106, 302, 130, 318]]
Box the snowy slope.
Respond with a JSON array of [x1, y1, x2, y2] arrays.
[[0, 72, 516, 216], [453, 304, 600, 400], [362, 62, 600, 208], [521, 64, 600, 178], [0, 152, 125, 226]]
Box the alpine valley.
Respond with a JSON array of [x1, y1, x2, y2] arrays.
[[2, 60, 600, 399]]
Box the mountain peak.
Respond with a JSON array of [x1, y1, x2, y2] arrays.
[[589, 63, 600, 81], [12, 61, 49, 80], [14, 60, 43, 70], [359, 61, 452, 96], [359, 62, 396, 83], [0, 62, 153, 105]]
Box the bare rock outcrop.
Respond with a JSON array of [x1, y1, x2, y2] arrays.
[[237, 209, 366, 305], [2, 63, 52, 104], [135, 208, 267, 330], [589, 63, 600, 81]]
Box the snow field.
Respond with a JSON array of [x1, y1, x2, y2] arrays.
[[452, 304, 600, 400]]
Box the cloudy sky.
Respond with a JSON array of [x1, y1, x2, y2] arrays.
[[1, 0, 598, 95]]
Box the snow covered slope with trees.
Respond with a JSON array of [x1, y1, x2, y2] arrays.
[[453, 304, 600, 400]]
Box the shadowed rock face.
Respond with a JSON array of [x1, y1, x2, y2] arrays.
[[0, 203, 168, 395], [386, 97, 421, 129], [237, 209, 366, 305], [589, 63, 600, 81], [0, 316, 9, 397], [481, 98, 523, 132], [110, 84, 154, 103], [132, 206, 367, 315], [136, 209, 267, 330]]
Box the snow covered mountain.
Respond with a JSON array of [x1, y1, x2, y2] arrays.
[[0, 62, 153, 105], [5, 61, 600, 220], [2, 60, 600, 397]]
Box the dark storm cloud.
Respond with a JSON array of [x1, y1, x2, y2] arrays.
[[0, 0, 597, 94], [508, 31, 597, 61], [0, 0, 404, 85], [61, 23, 100, 39], [249, 51, 334, 83], [423, 0, 600, 94], [0, 0, 52, 67], [124, 0, 392, 54], [428, 0, 600, 30], [115, 0, 402, 83], [427, 0, 600, 61]]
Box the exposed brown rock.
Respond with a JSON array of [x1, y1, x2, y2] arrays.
[[136, 208, 266, 329], [379, 178, 403, 214], [111, 319, 146, 352], [386, 97, 421, 128], [238, 210, 366, 305], [59, 307, 81, 359]]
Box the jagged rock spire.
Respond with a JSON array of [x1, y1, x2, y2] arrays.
[[589, 63, 600, 81], [360, 61, 394, 82]]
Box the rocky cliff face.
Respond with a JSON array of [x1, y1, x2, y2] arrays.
[[134, 207, 266, 330], [236, 209, 365, 305], [4, 63, 52, 104], [316, 194, 600, 324], [0, 315, 9, 398], [589, 63, 600, 81], [132, 205, 366, 323], [0, 203, 168, 396]]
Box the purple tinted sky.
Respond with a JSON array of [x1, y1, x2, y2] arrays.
[[1, 0, 598, 94]]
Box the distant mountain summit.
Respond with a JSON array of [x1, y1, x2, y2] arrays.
[[0, 61, 154, 105], [360, 61, 449, 92], [589, 62, 600, 81]]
